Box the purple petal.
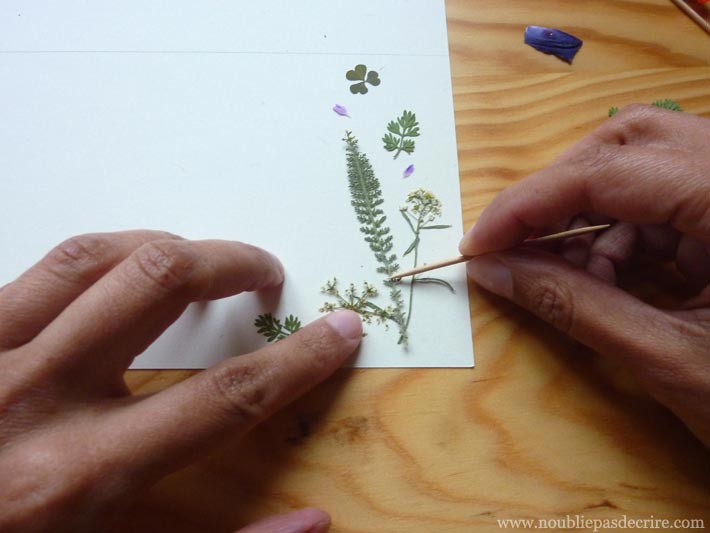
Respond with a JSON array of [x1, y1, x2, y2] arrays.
[[524, 26, 583, 63], [403, 164, 415, 178], [333, 104, 350, 117]]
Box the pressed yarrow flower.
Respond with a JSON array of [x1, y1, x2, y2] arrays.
[[319, 278, 393, 327]]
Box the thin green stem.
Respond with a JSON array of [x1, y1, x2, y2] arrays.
[[400, 210, 416, 233], [404, 217, 422, 331]]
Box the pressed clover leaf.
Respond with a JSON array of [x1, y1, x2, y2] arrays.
[[346, 64, 381, 95]]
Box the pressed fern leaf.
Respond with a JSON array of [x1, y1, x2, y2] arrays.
[[254, 313, 301, 342], [344, 132, 399, 277], [382, 110, 420, 159], [343, 132, 408, 345], [651, 99, 682, 112]]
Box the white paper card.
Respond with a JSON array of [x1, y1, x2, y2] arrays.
[[0, 1, 474, 368]]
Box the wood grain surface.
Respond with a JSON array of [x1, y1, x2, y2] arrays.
[[122, 2, 710, 531]]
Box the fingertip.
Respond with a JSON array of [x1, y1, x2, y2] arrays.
[[458, 224, 479, 256], [296, 508, 331, 532], [324, 310, 363, 342], [235, 508, 331, 533], [268, 252, 285, 285], [466, 255, 514, 300], [250, 245, 284, 287]]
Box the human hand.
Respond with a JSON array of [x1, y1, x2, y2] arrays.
[[460, 105, 710, 446], [0, 231, 362, 532]]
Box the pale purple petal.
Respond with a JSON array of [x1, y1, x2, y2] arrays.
[[403, 164, 415, 178], [333, 104, 350, 117]]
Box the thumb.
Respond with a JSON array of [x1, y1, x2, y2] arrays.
[[466, 249, 693, 381], [235, 508, 331, 533]]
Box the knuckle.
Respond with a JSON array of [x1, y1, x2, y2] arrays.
[[208, 362, 269, 424], [131, 240, 203, 293], [155, 230, 185, 241], [615, 103, 650, 120], [530, 280, 575, 334], [44, 234, 110, 282], [611, 104, 664, 142]]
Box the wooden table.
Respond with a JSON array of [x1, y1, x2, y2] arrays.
[[124, 1, 710, 531]]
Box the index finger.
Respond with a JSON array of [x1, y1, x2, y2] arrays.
[[460, 143, 710, 256], [100, 311, 362, 484]]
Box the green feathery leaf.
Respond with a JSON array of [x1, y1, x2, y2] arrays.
[[382, 110, 420, 159], [343, 132, 399, 277], [342, 132, 408, 344], [254, 313, 301, 343], [651, 99, 682, 112]]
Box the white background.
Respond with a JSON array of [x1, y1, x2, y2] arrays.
[[0, 1, 474, 367]]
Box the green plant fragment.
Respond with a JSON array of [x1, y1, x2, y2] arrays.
[[383, 110, 420, 159], [254, 313, 301, 343]]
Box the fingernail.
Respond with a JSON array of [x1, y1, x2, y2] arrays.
[[458, 223, 477, 255], [267, 253, 285, 283], [467, 255, 513, 299], [325, 310, 363, 340], [285, 508, 331, 533]]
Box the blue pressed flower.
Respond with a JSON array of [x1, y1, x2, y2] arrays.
[[524, 26, 583, 63], [403, 164, 415, 178], [333, 104, 350, 117]]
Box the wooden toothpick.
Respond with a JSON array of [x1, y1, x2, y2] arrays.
[[388, 224, 611, 281]]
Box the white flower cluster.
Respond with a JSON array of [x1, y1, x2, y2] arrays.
[[401, 188, 443, 223], [319, 278, 392, 327]]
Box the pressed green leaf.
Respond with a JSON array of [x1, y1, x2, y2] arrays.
[[382, 133, 399, 151], [350, 82, 368, 95], [284, 314, 301, 333], [421, 224, 452, 230], [366, 70, 381, 86], [651, 98, 682, 112], [401, 139, 416, 154], [255, 312, 300, 342], [403, 237, 420, 256], [382, 110, 419, 158], [346, 64, 367, 81]]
